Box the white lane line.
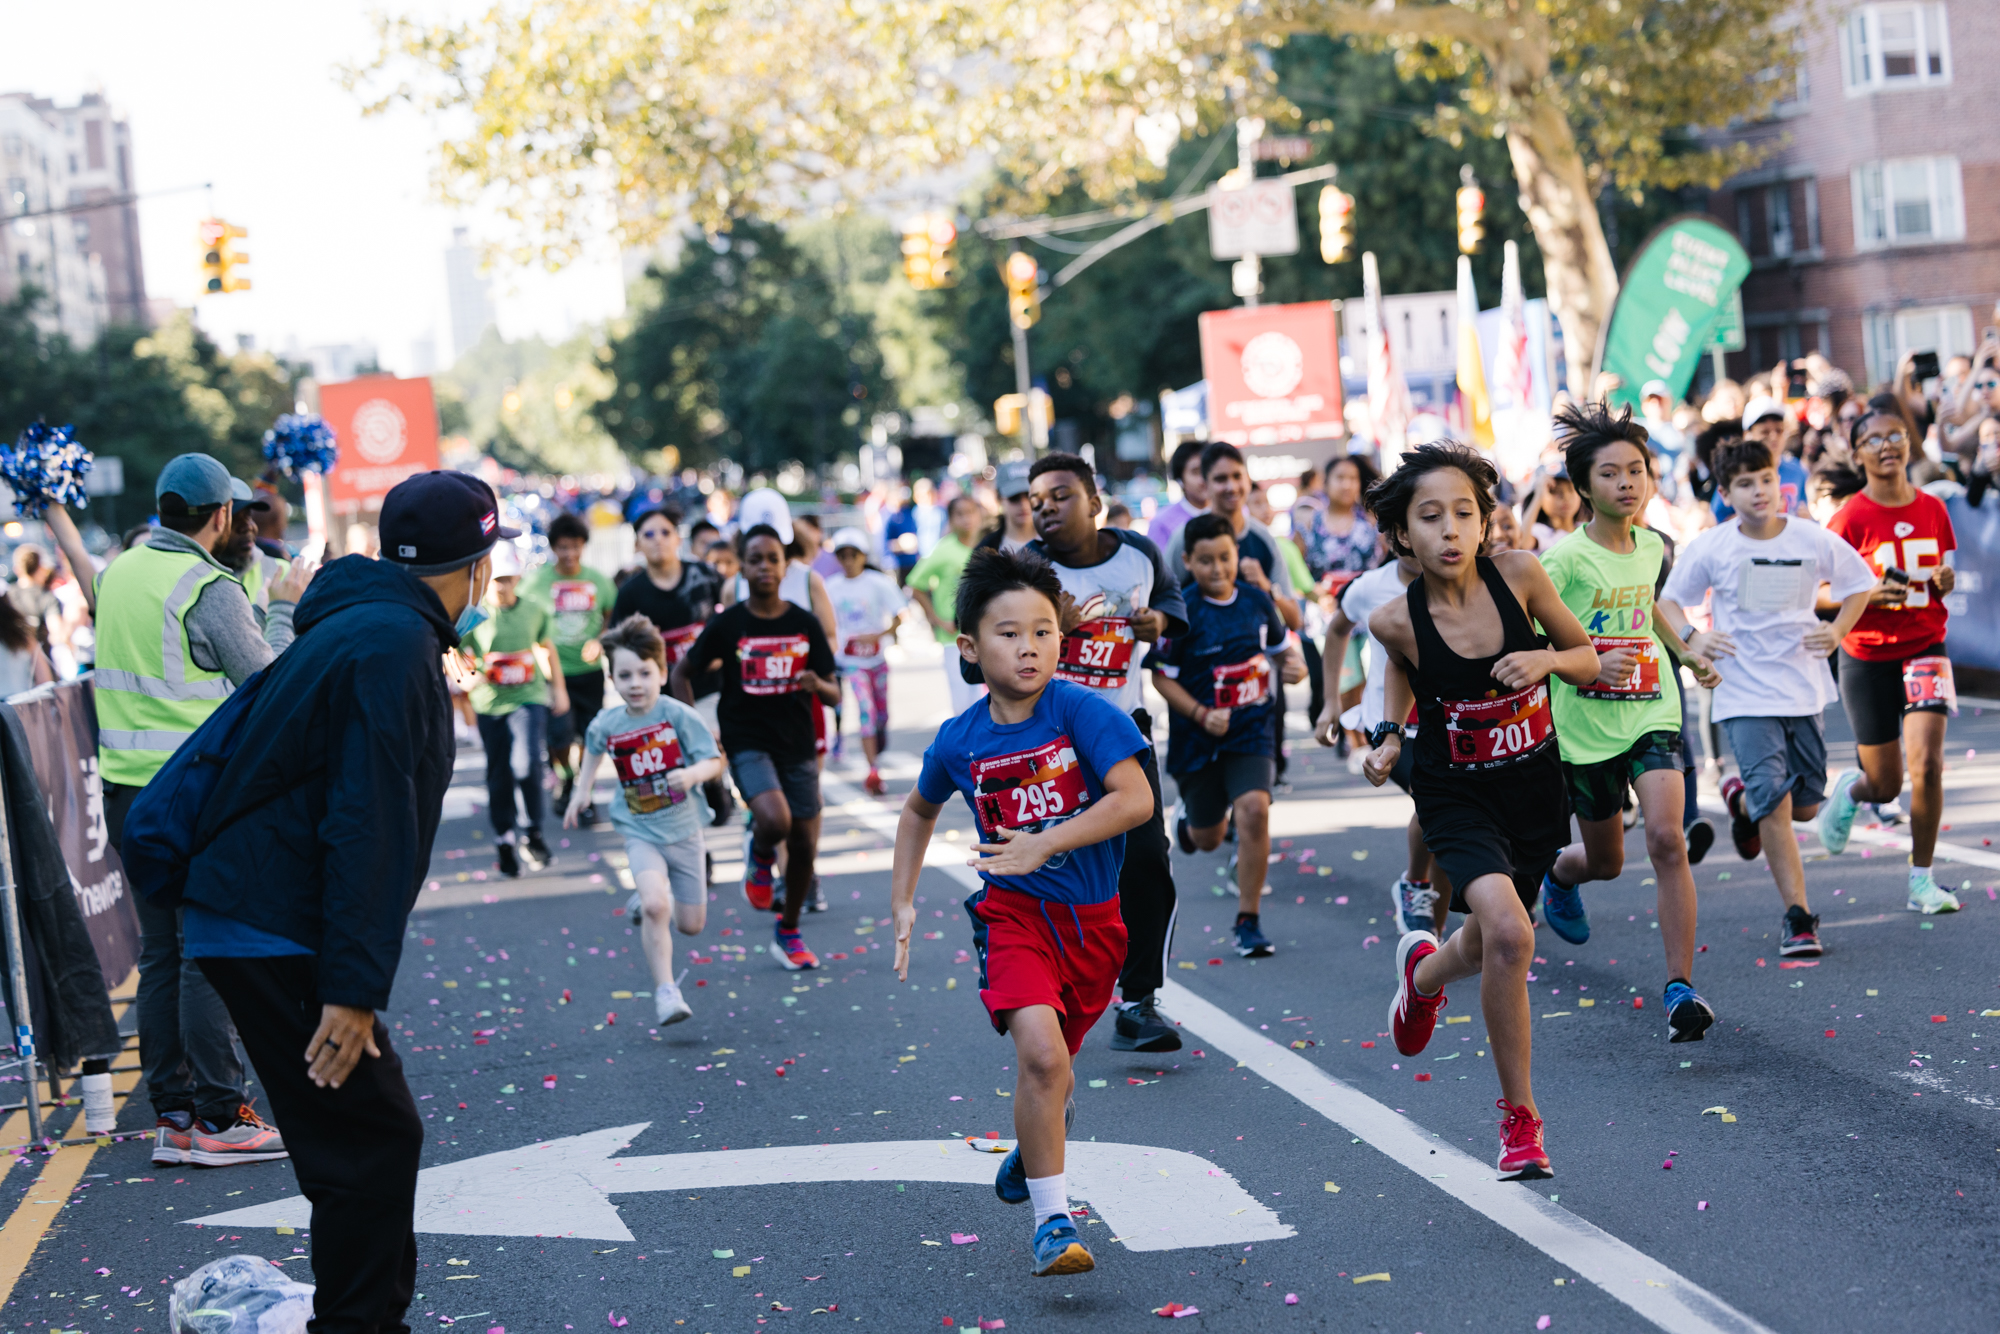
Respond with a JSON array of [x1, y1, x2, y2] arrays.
[[1694, 795, 2000, 875], [1160, 981, 1773, 1334], [828, 773, 1773, 1334]]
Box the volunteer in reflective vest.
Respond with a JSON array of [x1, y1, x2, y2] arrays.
[[96, 452, 312, 1169], [220, 477, 286, 623]]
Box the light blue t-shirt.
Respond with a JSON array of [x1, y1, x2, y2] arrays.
[[916, 679, 1148, 904], [583, 694, 720, 846]]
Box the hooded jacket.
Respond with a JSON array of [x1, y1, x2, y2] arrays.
[[181, 555, 456, 1010]]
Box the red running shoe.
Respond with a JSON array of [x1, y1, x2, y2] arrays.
[[742, 825, 777, 912], [1719, 775, 1761, 859], [864, 768, 886, 796], [1496, 1099, 1553, 1181], [1389, 930, 1445, 1056]]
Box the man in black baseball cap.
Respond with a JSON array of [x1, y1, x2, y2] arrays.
[[179, 470, 517, 1334]]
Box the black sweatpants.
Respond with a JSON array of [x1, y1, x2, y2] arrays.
[[198, 956, 422, 1334], [1117, 709, 1178, 1002]]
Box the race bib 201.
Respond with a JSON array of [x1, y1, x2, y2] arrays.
[[1444, 683, 1554, 769]]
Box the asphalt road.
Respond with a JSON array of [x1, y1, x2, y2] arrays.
[[15, 639, 2000, 1334]]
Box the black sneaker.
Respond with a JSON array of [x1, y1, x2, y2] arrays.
[[1109, 995, 1182, 1052], [1779, 906, 1823, 958], [496, 841, 522, 878], [706, 777, 737, 827], [1172, 800, 1196, 857], [1719, 777, 1760, 859], [1233, 915, 1275, 958], [579, 804, 600, 827], [524, 832, 556, 870], [807, 874, 829, 913], [1685, 818, 1715, 865]]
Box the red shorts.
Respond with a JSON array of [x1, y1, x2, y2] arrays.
[[966, 884, 1126, 1055]]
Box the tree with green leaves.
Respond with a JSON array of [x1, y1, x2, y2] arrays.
[[355, 0, 1798, 392]]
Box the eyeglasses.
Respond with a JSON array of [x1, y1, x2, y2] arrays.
[[1856, 431, 1908, 452], [1975, 379, 2000, 391]]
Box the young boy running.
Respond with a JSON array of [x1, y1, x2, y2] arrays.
[[1533, 402, 1723, 1042], [1818, 403, 1963, 913], [1152, 515, 1305, 958], [1026, 453, 1189, 1052], [671, 526, 840, 969], [827, 527, 907, 795], [891, 548, 1155, 1276], [528, 510, 618, 824], [462, 541, 571, 876], [1658, 438, 1876, 956], [567, 616, 724, 1024], [1360, 443, 1598, 1180]]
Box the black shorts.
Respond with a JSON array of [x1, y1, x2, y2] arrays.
[[549, 669, 606, 750], [1413, 761, 1570, 916], [1175, 752, 1277, 828], [1838, 643, 1948, 747], [1561, 730, 1683, 824]]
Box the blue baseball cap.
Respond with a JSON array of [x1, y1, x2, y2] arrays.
[[155, 454, 232, 509], [379, 471, 521, 574]]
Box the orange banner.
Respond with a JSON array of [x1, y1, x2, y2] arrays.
[[319, 375, 442, 508]]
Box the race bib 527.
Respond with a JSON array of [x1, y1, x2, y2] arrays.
[[1056, 618, 1135, 689]]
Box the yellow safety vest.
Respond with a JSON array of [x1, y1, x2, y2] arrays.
[[93, 545, 235, 787]]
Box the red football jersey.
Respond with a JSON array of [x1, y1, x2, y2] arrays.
[[1826, 490, 1956, 661]]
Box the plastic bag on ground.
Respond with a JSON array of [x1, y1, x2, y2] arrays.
[[171, 1254, 316, 1334]]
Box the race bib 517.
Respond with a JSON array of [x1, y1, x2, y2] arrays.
[[739, 635, 810, 695]]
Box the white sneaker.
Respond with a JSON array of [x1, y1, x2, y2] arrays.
[[1907, 867, 1961, 915], [655, 979, 693, 1026]]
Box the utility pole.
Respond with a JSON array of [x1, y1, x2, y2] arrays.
[[1231, 116, 1264, 307]]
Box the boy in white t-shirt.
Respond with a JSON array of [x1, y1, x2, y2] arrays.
[[1657, 439, 1876, 958], [567, 616, 725, 1025], [827, 527, 907, 795]]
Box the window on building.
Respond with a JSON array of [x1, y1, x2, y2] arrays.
[[1863, 305, 1974, 386], [1842, 4, 1950, 93], [1852, 156, 1963, 248], [1736, 194, 1756, 254], [1804, 179, 1822, 251], [1767, 185, 1794, 258]]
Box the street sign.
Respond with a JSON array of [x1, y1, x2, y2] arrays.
[[1253, 136, 1312, 162], [1709, 289, 1746, 352], [1199, 301, 1343, 445], [1342, 291, 1460, 377], [1208, 180, 1299, 260]]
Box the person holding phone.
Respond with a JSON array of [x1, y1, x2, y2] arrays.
[[1817, 400, 1961, 915]]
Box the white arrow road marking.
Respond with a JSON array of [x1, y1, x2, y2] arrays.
[[188, 1125, 1292, 1253], [822, 772, 1779, 1334]]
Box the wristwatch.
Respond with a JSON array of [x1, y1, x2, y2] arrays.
[[1678, 621, 1699, 644], [1366, 721, 1404, 749]]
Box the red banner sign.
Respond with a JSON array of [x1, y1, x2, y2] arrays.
[[1198, 302, 1344, 447], [319, 376, 443, 508]]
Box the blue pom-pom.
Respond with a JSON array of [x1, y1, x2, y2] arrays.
[[261, 413, 338, 478], [2, 421, 92, 519]]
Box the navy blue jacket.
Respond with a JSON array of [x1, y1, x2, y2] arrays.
[[182, 556, 456, 1010]]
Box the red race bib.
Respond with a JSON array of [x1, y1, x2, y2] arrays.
[[1056, 618, 1136, 689], [1576, 635, 1662, 701], [661, 622, 700, 670], [483, 650, 536, 687], [842, 635, 883, 660], [739, 635, 810, 695], [550, 580, 598, 614], [970, 735, 1092, 838], [1902, 654, 1957, 713], [1443, 683, 1554, 769], [609, 722, 686, 814], [1212, 654, 1272, 709]]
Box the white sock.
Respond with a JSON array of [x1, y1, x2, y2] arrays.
[[497, 829, 519, 845], [1026, 1172, 1068, 1224]]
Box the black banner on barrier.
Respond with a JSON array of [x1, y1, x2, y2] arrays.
[[9, 679, 139, 990]]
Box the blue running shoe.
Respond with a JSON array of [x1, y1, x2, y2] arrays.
[[995, 1146, 1029, 1203], [1233, 915, 1275, 958], [1539, 872, 1590, 945], [1030, 1214, 1095, 1276], [1817, 768, 1862, 855], [1390, 876, 1438, 936], [1664, 981, 1715, 1044]]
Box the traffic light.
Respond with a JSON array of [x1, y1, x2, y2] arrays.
[[1318, 184, 1354, 263], [900, 210, 957, 290], [1455, 166, 1484, 256], [1004, 249, 1040, 329], [198, 218, 251, 294]]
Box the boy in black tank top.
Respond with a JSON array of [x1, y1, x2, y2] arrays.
[[1357, 444, 1600, 1182]]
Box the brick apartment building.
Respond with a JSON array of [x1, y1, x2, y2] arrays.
[[1707, 2, 1996, 390], [0, 91, 148, 341]]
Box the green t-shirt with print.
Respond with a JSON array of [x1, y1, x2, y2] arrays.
[[464, 597, 554, 716], [521, 563, 617, 677], [1538, 525, 1681, 765], [907, 532, 975, 643]]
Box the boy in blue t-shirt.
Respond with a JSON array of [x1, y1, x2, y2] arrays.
[[1151, 514, 1304, 959], [893, 548, 1154, 1279], [567, 617, 724, 1028]]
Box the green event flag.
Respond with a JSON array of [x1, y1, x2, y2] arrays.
[[1596, 215, 1751, 410]]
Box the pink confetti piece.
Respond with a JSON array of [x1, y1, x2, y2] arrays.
[[1537, 1318, 1552, 1330], [1697, 1201, 1708, 1211], [607, 1314, 628, 1328], [951, 1233, 978, 1244], [1283, 1293, 1299, 1306]]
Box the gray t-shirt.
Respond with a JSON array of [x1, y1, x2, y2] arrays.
[[583, 694, 720, 845]]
